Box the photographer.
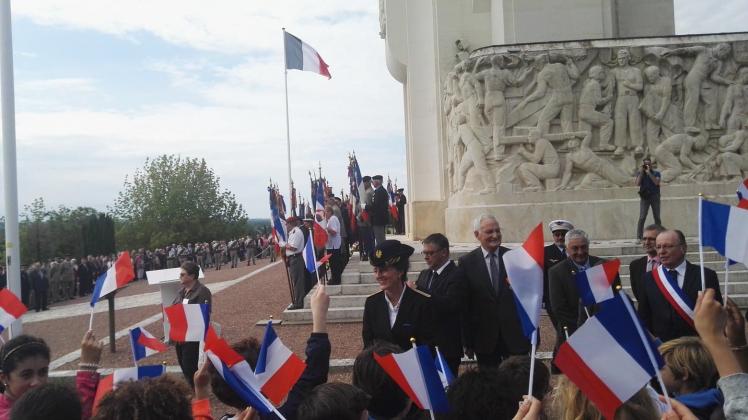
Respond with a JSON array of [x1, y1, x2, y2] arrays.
[[635, 158, 662, 240]]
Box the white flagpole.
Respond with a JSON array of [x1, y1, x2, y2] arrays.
[[563, 326, 569, 340], [724, 259, 730, 300], [1, 0, 22, 337], [527, 330, 537, 399], [698, 195, 706, 291], [88, 306, 95, 331], [282, 28, 293, 203]]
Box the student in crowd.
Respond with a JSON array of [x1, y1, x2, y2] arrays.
[[92, 375, 193, 420], [297, 382, 371, 420], [353, 341, 419, 419], [9, 383, 82, 420]]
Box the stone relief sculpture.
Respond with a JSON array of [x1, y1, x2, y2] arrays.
[[441, 37, 748, 196]]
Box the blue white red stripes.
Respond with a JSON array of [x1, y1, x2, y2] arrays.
[[701, 199, 748, 266], [255, 321, 306, 405], [374, 345, 450, 412], [503, 223, 544, 342], [93, 365, 165, 414], [284, 31, 331, 79], [303, 233, 317, 273], [575, 259, 620, 306], [129, 326, 168, 362], [0, 289, 26, 333], [737, 178, 748, 209], [163, 303, 210, 342], [651, 265, 694, 328], [90, 252, 135, 306], [434, 347, 455, 389]]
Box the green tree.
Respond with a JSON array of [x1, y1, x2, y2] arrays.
[[112, 155, 248, 249]]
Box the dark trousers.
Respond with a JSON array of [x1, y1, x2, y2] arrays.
[[34, 289, 48, 311], [372, 225, 386, 246], [637, 193, 661, 239], [326, 248, 342, 285], [358, 226, 374, 258], [176, 342, 199, 387], [289, 255, 306, 308]]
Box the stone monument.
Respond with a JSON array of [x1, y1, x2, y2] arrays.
[[380, 0, 747, 242]]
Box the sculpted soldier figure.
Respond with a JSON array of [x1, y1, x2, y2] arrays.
[[612, 49, 644, 156], [578, 65, 614, 151], [557, 134, 630, 189], [517, 128, 560, 191], [716, 130, 748, 181], [720, 67, 748, 133], [640, 66, 683, 154], [654, 127, 709, 182]]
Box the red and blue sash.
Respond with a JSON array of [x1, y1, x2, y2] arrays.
[[651, 265, 694, 328]]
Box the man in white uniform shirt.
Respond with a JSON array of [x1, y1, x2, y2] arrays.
[[285, 217, 306, 310], [325, 206, 342, 285]]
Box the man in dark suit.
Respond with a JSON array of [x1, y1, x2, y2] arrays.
[[455, 214, 529, 369], [29, 262, 49, 312], [638, 229, 722, 342], [395, 189, 407, 234], [412, 233, 462, 375], [629, 224, 665, 303], [366, 175, 390, 246], [543, 219, 574, 330], [362, 240, 434, 351], [549, 229, 619, 351]]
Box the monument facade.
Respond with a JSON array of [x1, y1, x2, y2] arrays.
[[380, 0, 747, 242]]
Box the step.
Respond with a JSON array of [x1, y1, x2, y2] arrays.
[[282, 306, 365, 323]]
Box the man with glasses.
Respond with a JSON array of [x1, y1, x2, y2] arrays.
[[629, 224, 665, 303], [412, 233, 462, 375], [637, 229, 722, 342]]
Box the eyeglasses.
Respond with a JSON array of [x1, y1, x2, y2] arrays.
[[421, 249, 444, 256]]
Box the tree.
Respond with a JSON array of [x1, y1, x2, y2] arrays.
[[112, 155, 248, 249]]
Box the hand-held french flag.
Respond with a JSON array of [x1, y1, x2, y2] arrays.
[[255, 322, 306, 405], [92, 365, 166, 414], [737, 178, 748, 209], [701, 199, 748, 266], [204, 328, 280, 417], [284, 31, 331, 79], [434, 347, 455, 390], [503, 223, 544, 343], [374, 345, 450, 412], [163, 303, 210, 342], [90, 252, 135, 306], [303, 234, 317, 273], [575, 259, 620, 306], [554, 294, 663, 419], [129, 326, 168, 363], [0, 289, 26, 333]]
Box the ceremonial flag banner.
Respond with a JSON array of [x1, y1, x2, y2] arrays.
[[269, 187, 288, 246], [555, 294, 663, 419], [701, 199, 748, 266], [374, 345, 450, 413], [575, 259, 620, 306], [738, 178, 748, 209], [90, 251, 135, 306], [0, 289, 26, 333], [284, 31, 331, 79], [503, 223, 544, 341], [255, 321, 306, 405], [434, 347, 455, 389], [129, 326, 168, 363], [163, 303, 210, 342], [93, 365, 165, 413], [313, 181, 328, 247]]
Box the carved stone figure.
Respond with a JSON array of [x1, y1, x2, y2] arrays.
[[578, 65, 614, 151], [654, 127, 708, 182], [515, 53, 579, 134], [612, 49, 644, 156], [720, 67, 748, 133], [640, 65, 683, 154], [516, 128, 560, 191], [455, 40, 470, 63], [664, 43, 733, 129], [717, 130, 748, 181], [557, 134, 630, 190], [454, 101, 495, 194]]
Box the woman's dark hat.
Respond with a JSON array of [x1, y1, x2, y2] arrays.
[[370, 240, 414, 267]]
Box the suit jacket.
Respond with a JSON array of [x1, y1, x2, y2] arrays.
[[455, 246, 530, 356], [362, 286, 435, 351], [629, 255, 650, 303], [367, 186, 390, 226], [543, 244, 566, 328], [414, 261, 462, 359], [638, 261, 722, 342], [30, 270, 48, 292]]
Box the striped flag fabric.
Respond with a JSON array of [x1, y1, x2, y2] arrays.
[[312, 180, 328, 248], [284, 31, 331, 79], [701, 199, 748, 266], [434, 347, 455, 389], [554, 294, 663, 419], [92, 365, 166, 413], [269, 186, 288, 247], [502, 223, 544, 342], [163, 303, 210, 342], [575, 259, 620, 306], [129, 326, 168, 362], [0, 289, 26, 333], [90, 252, 135, 306], [374, 345, 450, 412], [302, 233, 317, 274], [737, 178, 748, 209], [255, 321, 306, 405]]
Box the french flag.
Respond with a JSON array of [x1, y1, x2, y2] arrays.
[[503, 223, 544, 342], [434, 347, 455, 390], [737, 178, 748, 209], [313, 181, 328, 248], [303, 234, 317, 274], [92, 365, 165, 413], [90, 252, 135, 306], [374, 344, 450, 413], [204, 328, 279, 416], [0, 289, 26, 333], [129, 326, 168, 362], [701, 199, 748, 266], [575, 259, 621, 306], [255, 322, 306, 405], [163, 303, 210, 342], [284, 31, 331, 79], [555, 294, 663, 419]]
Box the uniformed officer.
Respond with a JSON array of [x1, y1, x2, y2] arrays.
[[362, 240, 435, 351]]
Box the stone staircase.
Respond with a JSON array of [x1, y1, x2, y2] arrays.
[[282, 240, 746, 324]]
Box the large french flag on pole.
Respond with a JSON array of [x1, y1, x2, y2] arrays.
[[90, 252, 135, 306], [92, 365, 166, 414], [284, 31, 331, 79], [374, 345, 450, 412], [255, 322, 306, 405], [555, 294, 663, 419], [0, 289, 26, 333], [701, 199, 748, 266], [575, 259, 620, 306], [129, 326, 168, 362], [503, 223, 544, 342], [163, 303, 210, 342]]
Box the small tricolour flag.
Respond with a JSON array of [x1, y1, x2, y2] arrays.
[[434, 347, 455, 390], [575, 259, 620, 306], [255, 321, 306, 405], [284, 31, 331, 79], [503, 223, 544, 343], [163, 303, 210, 342], [737, 178, 748, 209], [0, 289, 27, 333], [701, 199, 748, 267], [129, 326, 168, 363], [90, 252, 135, 307], [92, 365, 166, 414]]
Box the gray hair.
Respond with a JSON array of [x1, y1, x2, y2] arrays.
[[473, 214, 498, 232], [564, 229, 589, 245]]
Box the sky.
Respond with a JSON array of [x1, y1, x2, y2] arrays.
[[0, 0, 746, 218]]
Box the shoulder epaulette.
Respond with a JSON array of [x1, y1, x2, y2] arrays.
[[412, 288, 431, 298]]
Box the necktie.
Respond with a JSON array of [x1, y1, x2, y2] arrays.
[[427, 270, 437, 291], [490, 253, 501, 294], [646, 259, 654, 272], [668, 269, 679, 288]]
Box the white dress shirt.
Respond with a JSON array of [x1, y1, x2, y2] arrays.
[[386, 286, 406, 328], [286, 227, 304, 256]]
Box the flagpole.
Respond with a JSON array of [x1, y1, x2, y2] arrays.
[[563, 326, 569, 340], [724, 259, 730, 300], [698, 194, 706, 291], [527, 330, 537, 400], [88, 306, 95, 331], [282, 28, 293, 203], [618, 289, 672, 412]]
